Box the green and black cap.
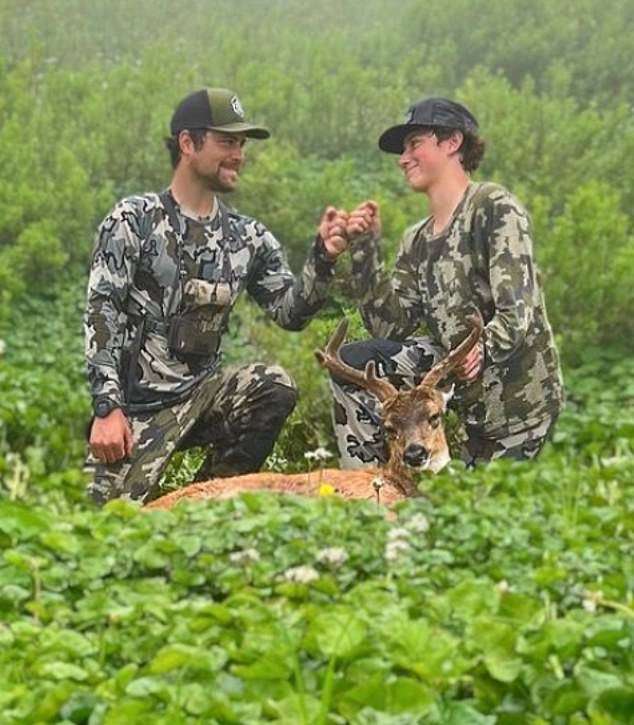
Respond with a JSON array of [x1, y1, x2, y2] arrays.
[[170, 88, 270, 139], [378, 97, 479, 154]]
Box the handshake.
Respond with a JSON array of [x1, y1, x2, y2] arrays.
[[318, 200, 381, 260]]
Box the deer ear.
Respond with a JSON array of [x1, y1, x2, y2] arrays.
[[439, 384, 454, 410]]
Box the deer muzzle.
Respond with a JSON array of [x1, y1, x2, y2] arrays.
[[403, 443, 431, 468]]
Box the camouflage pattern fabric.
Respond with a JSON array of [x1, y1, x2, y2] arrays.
[[86, 363, 297, 505], [85, 190, 335, 409], [84, 191, 334, 503], [460, 415, 556, 466], [347, 181, 564, 441], [330, 336, 556, 468]]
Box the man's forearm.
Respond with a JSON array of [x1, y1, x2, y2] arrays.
[[249, 235, 336, 331]]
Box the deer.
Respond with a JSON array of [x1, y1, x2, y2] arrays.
[[144, 314, 483, 510]]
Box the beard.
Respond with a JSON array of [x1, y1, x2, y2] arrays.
[[193, 163, 240, 194]]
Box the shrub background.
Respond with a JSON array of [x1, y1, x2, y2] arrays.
[[0, 0, 633, 478], [1, 4, 633, 722]]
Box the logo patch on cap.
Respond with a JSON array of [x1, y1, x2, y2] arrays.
[[231, 95, 245, 118], [405, 107, 415, 123]]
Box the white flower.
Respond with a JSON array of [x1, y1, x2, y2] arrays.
[[387, 527, 410, 542], [229, 548, 260, 565], [316, 546, 349, 567], [304, 447, 332, 462], [385, 539, 411, 562], [582, 590, 603, 613], [283, 565, 320, 584], [0, 339, 6, 356], [495, 580, 510, 594], [407, 513, 430, 533]]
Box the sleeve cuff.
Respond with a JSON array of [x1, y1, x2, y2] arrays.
[[312, 235, 337, 276]]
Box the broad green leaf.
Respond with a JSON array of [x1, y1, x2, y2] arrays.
[[132, 543, 170, 569], [544, 680, 589, 716], [468, 618, 521, 682], [591, 688, 634, 720], [446, 579, 499, 620], [576, 666, 624, 699], [38, 661, 89, 681], [267, 693, 321, 724], [0, 623, 15, 646], [385, 678, 436, 715], [310, 607, 367, 660], [41, 628, 97, 657], [101, 697, 156, 721], [383, 616, 467, 681], [124, 676, 167, 697], [148, 643, 227, 674], [60, 692, 101, 722], [39, 529, 80, 555], [440, 701, 496, 724], [172, 533, 202, 556], [497, 592, 544, 626], [232, 651, 295, 680], [0, 501, 49, 539], [111, 663, 139, 694], [338, 674, 436, 720], [482, 651, 522, 683]]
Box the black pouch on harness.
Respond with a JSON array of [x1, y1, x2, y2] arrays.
[[167, 279, 232, 358]]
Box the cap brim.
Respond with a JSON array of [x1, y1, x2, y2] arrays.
[[378, 124, 424, 154], [208, 122, 270, 139]]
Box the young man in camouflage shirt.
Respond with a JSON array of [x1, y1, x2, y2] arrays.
[[85, 87, 348, 504], [332, 96, 564, 469]]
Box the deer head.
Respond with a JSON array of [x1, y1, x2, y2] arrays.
[[315, 315, 483, 495]]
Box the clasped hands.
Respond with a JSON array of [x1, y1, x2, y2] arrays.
[[318, 200, 380, 259], [318, 199, 483, 382]]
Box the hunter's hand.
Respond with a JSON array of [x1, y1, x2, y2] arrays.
[[90, 408, 134, 464], [319, 206, 349, 259], [346, 200, 381, 241]]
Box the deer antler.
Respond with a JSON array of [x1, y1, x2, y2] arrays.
[[420, 313, 484, 388], [315, 319, 397, 402]]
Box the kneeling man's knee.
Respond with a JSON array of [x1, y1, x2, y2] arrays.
[[266, 365, 298, 413]]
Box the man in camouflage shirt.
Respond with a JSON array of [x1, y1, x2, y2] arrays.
[[332, 96, 564, 469], [85, 87, 348, 504]]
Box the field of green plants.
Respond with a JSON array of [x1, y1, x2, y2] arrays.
[[1, 0, 633, 722]]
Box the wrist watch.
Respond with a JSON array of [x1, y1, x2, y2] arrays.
[[93, 397, 119, 418]]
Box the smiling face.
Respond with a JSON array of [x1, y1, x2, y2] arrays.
[[398, 128, 463, 193], [182, 129, 247, 193]]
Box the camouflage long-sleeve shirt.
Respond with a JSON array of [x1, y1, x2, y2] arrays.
[[350, 182, 564, 437], [85, 191, 336, 409]]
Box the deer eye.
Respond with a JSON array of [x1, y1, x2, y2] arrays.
[[429, 414, 441, 428]]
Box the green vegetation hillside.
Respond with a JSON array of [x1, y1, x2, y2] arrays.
[[0, 1, 633, 721]]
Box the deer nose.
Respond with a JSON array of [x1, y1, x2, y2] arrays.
[[403, 444, 430, 467]]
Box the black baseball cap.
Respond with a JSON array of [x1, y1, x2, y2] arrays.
[[378, 97, 479, 154], [170, 88, 270, 139]]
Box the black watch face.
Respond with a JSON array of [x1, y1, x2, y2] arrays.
[[95, 400, 114, 418]]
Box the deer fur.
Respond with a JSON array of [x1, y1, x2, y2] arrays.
[[145, 315, 483, 510]]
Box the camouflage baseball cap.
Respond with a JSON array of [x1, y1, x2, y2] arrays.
[[170, 88, 270, 139], [378, 97, 479, 154]]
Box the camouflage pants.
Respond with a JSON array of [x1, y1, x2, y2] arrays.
[[330, 335, 555, 469], [85, 363, 297, 505]]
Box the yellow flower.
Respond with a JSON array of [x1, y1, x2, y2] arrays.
[[318, 483, 335, 497]]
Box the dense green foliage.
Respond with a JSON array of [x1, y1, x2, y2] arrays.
[[1, 1, 633, 721], [1, 357, 633, 722], [1, 0, 633, 354]]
